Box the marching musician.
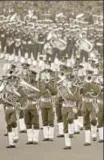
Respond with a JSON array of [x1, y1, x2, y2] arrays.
[[6, 36, 14, 61], [14, 34, 21, 62], [96, 87, 104, 143], [72, 65, 83, 134], [0, 26, 6, 58], [21, 34, 29, 63], [65, 28, 76, 59], [17, 63, 30, 133], [80, 69, 101, 146], [27, 35, 34, 63], [57, 66, 82, 149], [39, 67, 57, 141], [93, 70, 103, 143], [43, 42, 53, 63], [76, 64, 86, 130], [20, 63, 30, 82], [5, 33, 15, 62], [0, 75, 21, 148], [2, 64, 17, 136], [37, 27, 45, 55], [23, 68, 40, 145], [55, 65, 66, 138]]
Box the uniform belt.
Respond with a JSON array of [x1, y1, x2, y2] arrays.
[[97, 99, 103, 104], [83, 98, 93, 103], [62, 100, 76, 108], [5, 106, 15, 110], [28, 100, 37, 104], [41, 98, 52, 102]]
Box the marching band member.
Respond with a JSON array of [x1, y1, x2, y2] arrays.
[[23, 68, 40, 145], [21, 34, 28, 63], [6, 35, 14, 62], [17, 63, 30, 133], [14, 35, 21, 63], [80, 69, 101, 145], [57, 69, 82, 149], [18, 63, 30, 133], [93, 71, 103, 143], [39, 67, 57, 141], [0, 26, 6, 59], [0, 75, 20, 148], [97, 87, 104, 143], [76, 64, 86, 130], [55, 65, 67, 138]]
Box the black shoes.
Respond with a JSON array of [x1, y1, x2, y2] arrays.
[[57, 135, 64, 138], [84, 143, 91, 146], [92, 137, 97, 141], [99, 140, 104, 143], [74, 132, 80, 134], [4, 133, 8, 136], [26, 141, 39, 145], [49, 138, 54, 141], [69, 134, 74, 138], [14, 139, 18, 143], [6, 145, 16, 148], [63, 146, 71, 150], [33, 141, 38, 145], [20, 130, 27, 133], [43, 138, 49, 141], [26, 141, 33, 145], [43, 138, 54, 141], [80, 127, 83, 131]]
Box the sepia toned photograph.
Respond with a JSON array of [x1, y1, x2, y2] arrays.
[[0, 1, 103, 160]]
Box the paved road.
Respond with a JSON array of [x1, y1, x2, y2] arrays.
[[0, 59, 103, 160]]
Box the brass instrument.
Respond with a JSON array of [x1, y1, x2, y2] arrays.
[[20, 79, 40, 92], [46, 31, 67, 51], [76, 37, 93, 53], [1, 85, 21, 107], [87, 85, 102, 98], [57, 77, 72, 104], [1, 73, 40, 108]]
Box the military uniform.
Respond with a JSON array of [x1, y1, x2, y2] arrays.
[[6, 35, 14, 61], [0, 27, 6, 54], [23, 70, 40, 144], [21, 35, 28, 63], [14, 34, 21, 62], [1, 76, 20, 148], [66, 35, 76, 59], [96, 88, 103, 142], [39, 69, 57, 141], [81, 72, 101, 145], [55, 95, 64, 137], [76, 64, 85, 130], [17, 86, 27, 133], [27, 36, 34, 61], [57, 73, 81, 149], [17, 63, 30, 133], [37, 32, 45, 54], [55, 67, 67, 138]]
